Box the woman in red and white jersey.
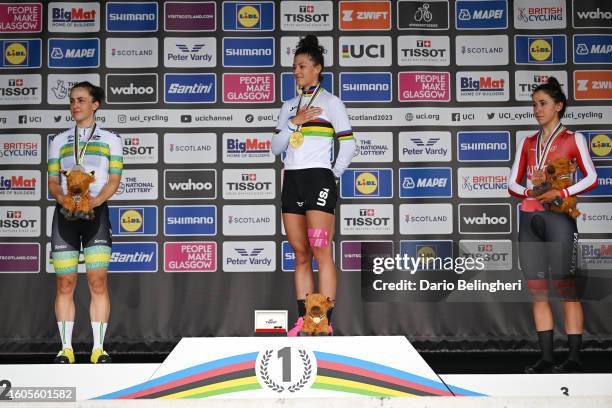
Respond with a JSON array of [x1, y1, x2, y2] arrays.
[[508, 77, 597, 373]]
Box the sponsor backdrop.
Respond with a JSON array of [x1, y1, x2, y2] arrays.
[[0, 0, 611, 354]]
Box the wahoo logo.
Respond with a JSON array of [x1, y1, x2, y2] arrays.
[[168, 179, 212, 191], [573, 3, 612, 28], [106, 73, 157, 104], [463, 213, 507, 224], [459, 203, 511, 234], [164, 169, 216, 200]]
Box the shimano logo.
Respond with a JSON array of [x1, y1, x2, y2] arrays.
[[109, 13, 155, 21]]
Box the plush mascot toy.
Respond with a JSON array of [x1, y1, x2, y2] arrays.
[[545, 157, 580, 219], [300, 293, 334, 336], [59, 166, 96, 220]]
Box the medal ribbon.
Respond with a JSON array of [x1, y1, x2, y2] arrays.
[[73, 123, 97, 166], [535, 122, 564, 170], [294, 84, 323, 133]]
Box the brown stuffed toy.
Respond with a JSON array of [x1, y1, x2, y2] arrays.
[[545, 157, 580, 219], [60, 166, 96, 220], [300, 293, 334, 336]]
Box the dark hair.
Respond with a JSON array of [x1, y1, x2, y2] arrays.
[[295, 35, 324, 82], [532, 76, 567, 119], [70, 81, 104, 106]]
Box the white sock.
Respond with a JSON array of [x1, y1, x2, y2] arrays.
[[57, 321, 74, 350], [91, 322, 108, 351]]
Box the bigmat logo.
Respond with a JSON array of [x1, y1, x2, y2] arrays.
[[459, 203, 511, 234], [0, 134, 40, 165], [114, 169, 158, 200], [0, 3, 42, 33], [339, 73, 392, 102], [400, 203, 452, 235], [281, 36, 333, 67], [398, 71, 450, 102], [106, 73, 157, 104], [577, 203, 612, 234], [353, 132, 393, 163], [578, 239, 612, 271], [48, 38, 99, 68], [573, 0, 612, 29], [514, 71, 567, 101], [109, 242, 157, 273], [106, 2, 158, 32], [399, 131, 451, 162], [399, 240, 453, 272], [456, 0, 507, 30], [0, 39, 41, 68], [109, 206, 157, 236], [281, 1, 333, 31], [281, 72, 333, 102], [578, 166, 612, 197], [399, 167, 452, 198], [456, 71, 509, 102], [515, 35, 567, 65], [340, 168, 393, 199], [165, 1, 216, 31], [164, 37, 216, 68], [457, 131, 510, 162], [223, 73, 274, 103], [164, 133, 216, 164], [164, 242, 216, 272], [223, 241, 275, 272], [106, 37, 157, 68], [223, 169, 275, 200], [397, 0, 449, 30], [223, 37, 274, 67], [164, 169, 216, 200], [458, 167, 509, 198], [0, 170, 40, 200], [164, 205, 216, 236], [49, 2, 99, 32], [282, 241, 327, 272], [122, 133, 158, 164], [0, 243, 39, 273], [223, 133, 274, 163], [341, 240, 393, 271], [514, 0, 566, 29], [397, 35, 450, 66], [339, 36, 392, 67], [573, 35, 612, 64], [164, 73, 216, 104], [455, 35, 508, 66], [0, 206, 40, 237], [459, 240, 512, 270], [339, 1, 391, 31], [223, 1, 274, 31], [574, 70, 612, 100], [223, 205, 275, 236], [0, 74, 41, 105], [580, 130, 612, 160], [340, 204, 394, 235], [47, 73, 99, 105]]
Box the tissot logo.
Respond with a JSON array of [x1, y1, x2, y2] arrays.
[[397, 0, 449, 30], [106, 73, 157, 104], [164, 169, 216, 200], [573, 1, 612, 28], [339, 36, 392, 66], [459, 203, 511, 234], [459, 240, 512, 270], [0, 74, 40, 104], [397, 35, 450, 66], [0, 206, 40, 237], [281, 1, 333, 31], [514, 71, 567, 101], [222, 168, 275, 200], [340, 204, 393, 235]]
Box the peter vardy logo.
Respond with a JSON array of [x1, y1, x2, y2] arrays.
[[222, 1, 274, 31], [164, 37, 215, 67], [399, 167, 452, 198], [458, 132, 510, 161], [223, 241, 275, 272], [515, 35, 567, 64], [456, 0, 507, 29], [0, 39, 41, 68], [573, 35, 612, 64], [109, 206, 157, 236], [106, 2, 158, 32], [109, 242, 157, 273], [339, 72, 392, 102], [164, 169, 216, 200], [164, 74, 216, 104], [106, 73, 157, 104], [223, 37, 274, 67], [340, 169, 393, 199], [459, 203, 511, 234], [164, 205, 216, 236]]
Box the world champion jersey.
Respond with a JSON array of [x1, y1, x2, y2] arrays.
[[508, 128, 598, 199], [48, 126, 123, 197], [272, 86, 355, 178]]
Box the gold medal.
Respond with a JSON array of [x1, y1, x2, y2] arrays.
[[289, 131, 304, 148]]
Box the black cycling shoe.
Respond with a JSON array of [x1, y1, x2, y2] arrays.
[[552, 359, 582, 373], [525, 359, 554, 374]]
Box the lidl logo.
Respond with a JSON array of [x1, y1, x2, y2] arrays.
[[109, 206, 157, 236], [0, 39, 41, 68], [581, 131, 612, 160], [515, 35, 566, 64], [340, 168, 393, 198], [223, 1, 274, 31]]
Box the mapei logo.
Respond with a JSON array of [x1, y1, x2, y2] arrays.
[[109, 242, 157, 273], [106, 2, 158, 32], [48, 38, 99, 68], [222, 37, 274, 67], [339, 36, 391, 66], [223, 1, 274, 31], [164, 205, 216, 236], [577, 166, 612, 197], [0, 39, 41, 68], [339, 72, 392, 102], [457, 132, 510, 161], [515, 35, 567, 64], [399, 167, 452, 198], [164, 73, 216, 104], [456, 0, 507, 29], [0, 3, 42, 33], [573, 35, 612, 64], [339, 1, 391, 30], [340, 169, 393, 198], [49, 2, 100, 32]]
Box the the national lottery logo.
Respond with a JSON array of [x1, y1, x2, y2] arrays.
[[0, 39, 42, 69], [49, 2, 99, 32], [340, 169, 393, 199], [456, 71, 509, 101], [222, 2, 274, 31], [352, 132, 393, 163], [47, 74, 100, 104], [515, 35, 567, 65], [573, 35, 612, 64], [455, 0, 507, 29], [0, 3, 42, 33], [114, 169, 158, 201]]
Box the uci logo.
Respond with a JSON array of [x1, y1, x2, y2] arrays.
[[529, 39, 552, 61]]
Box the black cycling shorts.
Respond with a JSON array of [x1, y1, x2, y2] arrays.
[[51, 202, 112, 252], [281, 168, 338, 215]]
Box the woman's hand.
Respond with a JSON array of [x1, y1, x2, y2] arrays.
[[536, 189, 561, 203], [291, 106, 322, 126]]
